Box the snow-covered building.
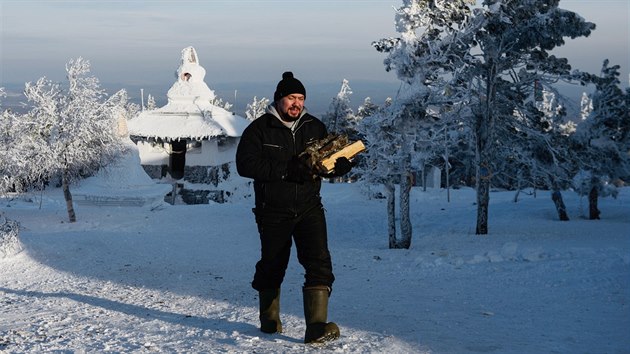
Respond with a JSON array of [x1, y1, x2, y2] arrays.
[[127, 47, 249, 204]]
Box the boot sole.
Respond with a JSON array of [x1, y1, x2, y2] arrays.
[[305, 323, 340, 344]]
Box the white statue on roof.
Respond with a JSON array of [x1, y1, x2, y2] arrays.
[[127, 46, 248, 141], [167, 46, 216, 105], [125, 46, 250, 203]]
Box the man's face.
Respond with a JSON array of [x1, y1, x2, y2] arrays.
[[277, 94, 305, 121]]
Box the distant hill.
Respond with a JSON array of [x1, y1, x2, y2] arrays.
[[2, 79, 587, 120]]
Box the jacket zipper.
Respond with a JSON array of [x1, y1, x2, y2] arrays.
[[290, 118, 311, 218], [286, 116, 310, 218], [291, 128, 299, 217]]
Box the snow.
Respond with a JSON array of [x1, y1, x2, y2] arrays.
[[73, 140, 172, 207], [127, 107, 247, 141], [1, 179, 629, 353]]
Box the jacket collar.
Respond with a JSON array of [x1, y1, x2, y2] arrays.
[[266, 103, 311, 130]]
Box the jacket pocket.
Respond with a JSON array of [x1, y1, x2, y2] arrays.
[[262, 143, 288, 161]]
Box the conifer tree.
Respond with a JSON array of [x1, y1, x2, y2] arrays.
[[245, 96, 269, 122], [322, 79, 355, 136], [372, 0, 474, 248], [459, 0, 595, 233], [572, 60, 629, 219]]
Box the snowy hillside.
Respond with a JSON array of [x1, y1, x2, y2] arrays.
[[1, 183, 628, 353]]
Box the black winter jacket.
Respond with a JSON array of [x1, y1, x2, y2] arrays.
[[236, 108, 328, 216]]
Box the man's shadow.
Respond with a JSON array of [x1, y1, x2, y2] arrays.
[[0, 287, 302, 344]]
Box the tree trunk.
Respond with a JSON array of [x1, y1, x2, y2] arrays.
[[551, 189, 570, 221], [475, 157, 492, 235], [476, 177, 490, 235], [474, 60, 497, 236], [421, 161, 427, 192], [62, 170, 77, 223], [445, 161, 450, 203], [588, 186, 600, 220], [39, 182, 45, 210], [513, 189, 521, 203], [399, 171, 412, 249], [513, 168, 522, 203], [474, 126, 491, 235], [444, 129, 450, 203], [475, 143, 492, 235], [385, 182, 397, 249]]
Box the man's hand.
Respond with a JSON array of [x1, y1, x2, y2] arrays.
[[332, 157, 353, 176]]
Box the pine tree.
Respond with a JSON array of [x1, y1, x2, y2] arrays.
[[572, 60, 629, 219], [322, 79, 355, 136], [245, 96, 269, 122], [356, 97, 381, 120], [580, 92, 593, 121], [458, 0, 595, 233], [146, 94, 157, 110], [371, 0, 475, 248]]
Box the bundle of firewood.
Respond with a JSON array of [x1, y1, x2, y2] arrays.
[[300, 134, 366, 174]]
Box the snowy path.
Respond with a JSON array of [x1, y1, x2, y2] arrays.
[[1, 185, 629, 353]]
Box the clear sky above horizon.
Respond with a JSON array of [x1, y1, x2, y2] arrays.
[[1, 0, 628, 103]]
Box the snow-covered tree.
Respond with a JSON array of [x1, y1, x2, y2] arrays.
[[533, 89, 574, 220], [0, 88, 18, 194], [580, 92, 593, 121], [245, 96, 269, 121], [354, 97, 388, 179], [124, 98, 141, 122], [494, 86, 576, 220], [0, 106, 50, 196], [457, 0, 595, 234], [572, 60, 629, 219], [436, 102, 474, 198], [371, 0, 475, 248], [1, 83, 59, 196], [5, 58, 127, 222], [357, 106, 403, 246], [146, 94, 157, 110], [355, 97, 390, 191], [209, 96, 232, 111], [322, 79, 356, 136], [356, 97, 381, 120]]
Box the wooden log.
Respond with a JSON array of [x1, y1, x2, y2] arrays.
[[318, 140, 366, 173]]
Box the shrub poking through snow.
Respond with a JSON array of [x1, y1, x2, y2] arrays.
[[0, 214, 22, 258]]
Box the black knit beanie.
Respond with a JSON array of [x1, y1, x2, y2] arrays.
[[274, 72, 306, 101]]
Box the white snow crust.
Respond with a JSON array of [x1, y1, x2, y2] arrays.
[[1, 183, 628, 353]]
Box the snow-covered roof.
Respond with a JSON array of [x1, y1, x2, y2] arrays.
[[127, 46, 248, 141], [128, 103, 248, 141]]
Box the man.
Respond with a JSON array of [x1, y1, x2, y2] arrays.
[[236, 72, 352, 344]]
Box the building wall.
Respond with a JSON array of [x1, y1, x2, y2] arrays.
[[134, 137, 239, 167], [133, 136, 240, 184], [135, 140, 169, 166]]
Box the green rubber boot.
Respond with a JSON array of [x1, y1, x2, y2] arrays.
[[259, 288, 282, 333], [303, 286, 340, 344]]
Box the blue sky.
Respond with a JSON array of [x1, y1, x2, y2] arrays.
[[1, 1, 399, 85], [0, 0, 628, 114]]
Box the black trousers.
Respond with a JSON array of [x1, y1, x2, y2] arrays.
[[251, 204, 335, 291]]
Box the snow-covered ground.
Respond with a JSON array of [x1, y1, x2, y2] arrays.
[[1, 180, 628, 353]]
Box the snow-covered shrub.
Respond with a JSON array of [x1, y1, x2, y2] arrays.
[[0, 215, 22, 258], [572, 170, 619, 198]]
